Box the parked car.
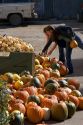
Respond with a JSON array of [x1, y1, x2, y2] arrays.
[[0, 0, 37, 26]]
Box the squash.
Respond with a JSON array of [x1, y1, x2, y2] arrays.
[[51, 62, 60, 70], [41, 95, 58, 109], [13, 74, 21, 81], [10, 110, 24, 125], [68, 95, 79, 107], [27, 105, 44, 124], [70, 40, 78, 48], [36, 74, 46, 87], [14, 80, 24, 90], [71, 90, 82, 97], [21, 74, 33, 84], [44, 79, 56, 87], [28, 95, 40, 105], [3, 72, 13, 83], [42, 108, 50, 121], [68, 79, 80, 90], [14, 91, 29, 103], [45, 83, 58, 95], [35, 59, 40, 65], [55, 91, 68, 101], [24, 86, 38, 95], [12, 103, 26, 115], [58, 79, 68, 87], [59, 64, 69, 76], [66, 101, 76, 118], [35, 65, 43, 70], [51, 101, 68, 121], [78, 97, 83, 110], [50, 70, 60, 78], [40, 69, 50, 80], [30, 77, 41, 88]]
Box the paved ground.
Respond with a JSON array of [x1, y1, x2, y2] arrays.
[[0, 20, 83, 125]]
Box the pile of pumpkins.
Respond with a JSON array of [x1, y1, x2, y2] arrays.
[[1, 55, 83, 125]]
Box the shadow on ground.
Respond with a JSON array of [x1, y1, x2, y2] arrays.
[[67, 58, 83, 77]]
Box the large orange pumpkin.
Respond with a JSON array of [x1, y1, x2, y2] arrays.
[[37, 88, 45, 95], [36, 74, 46, 87], [55, 91, 68, 101], [78, 97, 83, 110], [26, 102, 37, 109], [68, 79, 80, 90], [14, 90, 29, 103], [41, 95, 58, 109], [12, 103, 26, 114], [68, 95, 79, 107], [27, 105, 44, 123]]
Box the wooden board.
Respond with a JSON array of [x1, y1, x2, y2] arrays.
[[0, 52, 35, 75]]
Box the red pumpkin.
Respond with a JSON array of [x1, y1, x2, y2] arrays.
[[40, 69, 50, 80], [24, 86, 38, 95], [55, 91, 68, 101], [68, 95, 79, 107], [68, 79, 80, 90]]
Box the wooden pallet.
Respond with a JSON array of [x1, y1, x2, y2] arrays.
[[0, 52, 35, 75]]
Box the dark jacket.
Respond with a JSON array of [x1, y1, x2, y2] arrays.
[[42, 26, 75, 53]]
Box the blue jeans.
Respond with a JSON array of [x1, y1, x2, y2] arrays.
[[59, 45, 73, 73], [59, 34, 83, 72]]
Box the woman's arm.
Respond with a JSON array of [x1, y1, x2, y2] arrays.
[[42, 40, 52, 54], [47, 42, 57, 56]]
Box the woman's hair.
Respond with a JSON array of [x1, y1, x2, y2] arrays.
[[43, 26, 54, 33]]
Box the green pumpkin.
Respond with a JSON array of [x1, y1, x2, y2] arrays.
[[66, 101, 76, 118], [28, 95, 40, 105], [45, 83, 58, 95], [58, 80, 68, 87], [51, 62, 60, 70], [30, 77, 41, 88], [10, 110, 24, 125], [44, 79, 56, 87]]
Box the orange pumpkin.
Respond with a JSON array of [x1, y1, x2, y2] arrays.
[[12, 103, 26, 114], [68, 95, 79, 107], [36, 74, 46, 87], [27, 105, 44, 123], [14, 90, 29, 102], [38, 94, 44, 103], [37, 88, 45, 95], [55, 91, 68, 101], [26, 102, 37, 109], [78, 97, 83, 110], [40, 69, 50, 80], [24, 86, 38, 95], [68, 79, 80, 90], [59, 64, 69, 76], [41, 95, 58, 109]]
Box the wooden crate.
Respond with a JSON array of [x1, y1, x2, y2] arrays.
[[0, 52, 35, 75]]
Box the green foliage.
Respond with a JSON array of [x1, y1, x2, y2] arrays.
[[0, 81, 10, 125]]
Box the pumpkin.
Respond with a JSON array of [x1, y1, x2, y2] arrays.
[[41, 95, 58, 109], [42, 108, 50, 121], [78, 97, 83, 110], [63, 87, 72, 94], [14, 80, 24, 90], [37, 88, 45, 95], [51, 62, 60, 70], [45, 83, 58, 95], [10, 110, 24, 125], [44, 79, 56, 87], [68, 95, 79, 107], [35, 59, 40, 65], [13, 74, 21, 81], [59, 64, 69, 76], [21, 74, 33, 84], [68, 79, 80, 90], [35, 65, 43, 70], [36, 74, 46, 87], [30, 77, 41, 88], [68, 85, 76, 90], [40, 69, 50, 80], [4, 72, 13, 83], [55, 91, 68, 101], [70, 40, 78, 48], [27, 105, 44, 123], [71, 90, 82, 97], [12, 103, 26, 114], [14, 91, 29, 103], [26, 102, 37, 109], [36, 55, 45, 64], [50, 70, 60, 78], [58, 79, 68, 87], [24, 86, 38, 95], [51, 101, 68, 121], [28, 95, 40, 105], [42, 60, 51, 68], [38, 94, 44, 103], [66, 101, 76, 118]]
